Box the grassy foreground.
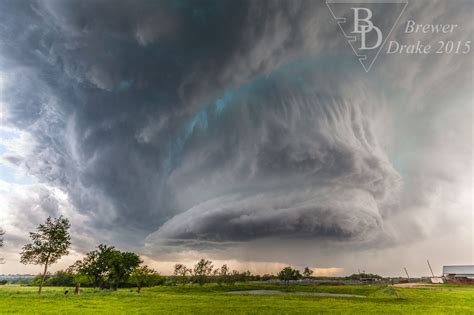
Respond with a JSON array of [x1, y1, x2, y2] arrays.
[[0, 283, 473, 314]]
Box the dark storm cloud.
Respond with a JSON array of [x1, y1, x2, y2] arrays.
[[0, 0, 344, 240], [1, 0, 469, 257], [148, 65, 401, 248]]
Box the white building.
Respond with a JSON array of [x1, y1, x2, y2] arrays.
[[442, 265, 474, 279]]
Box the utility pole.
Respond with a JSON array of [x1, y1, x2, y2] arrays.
[[404, 267, 410, 279], [427, 260, 435, 277]]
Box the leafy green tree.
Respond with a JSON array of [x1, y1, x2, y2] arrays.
[[107, 250, 141, 290], [71, 244, 115, 288], [193, 259, 213, 286], [130, 265, 160, 293], [66, 262, 89, 294], [303, 267, 314, 278], [20, 216, 71, 294], [71, 244, 141, 290], [174, 263, 192, 285], [277, 266, 302, 285]]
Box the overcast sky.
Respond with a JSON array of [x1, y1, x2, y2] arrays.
[[0, 0, 472, 276]]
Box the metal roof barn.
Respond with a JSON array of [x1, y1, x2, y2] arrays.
[[442, 265, 474, 278]]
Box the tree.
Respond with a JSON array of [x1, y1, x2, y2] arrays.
[[107, 250, 141, 290], [20, 216, 71, 294], [277, 266, 302, 285], [130, 265, 160, 293], [71, 244, 115, 288], [71, 244, 141, 290], [303, 267, 314, 278], [66, 261, 91, 294], [214, 264, 229, 285], [174, 263, 192, 285], [193, 259, 213, 286], [227, 270, 238, 285], [219, 264, 229, 277]]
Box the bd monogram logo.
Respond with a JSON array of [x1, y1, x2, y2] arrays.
[[352, 8, 382, 50], [326, 0, 408, 72]]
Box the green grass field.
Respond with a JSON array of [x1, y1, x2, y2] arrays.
[[1, 283, 473, 314]]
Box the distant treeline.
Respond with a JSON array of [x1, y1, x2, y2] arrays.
[[1, 258, 383, 290], [0, 272, 383, 287]]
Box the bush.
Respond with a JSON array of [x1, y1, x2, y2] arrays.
[[277, 267, 302, 285], [346, 273, 382, 280], [44, 270, 75, 287]]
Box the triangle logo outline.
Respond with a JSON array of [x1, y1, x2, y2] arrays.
[[326, 0, 408, 72]]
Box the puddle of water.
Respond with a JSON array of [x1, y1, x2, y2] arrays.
[[226, 290, 365, 298]]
